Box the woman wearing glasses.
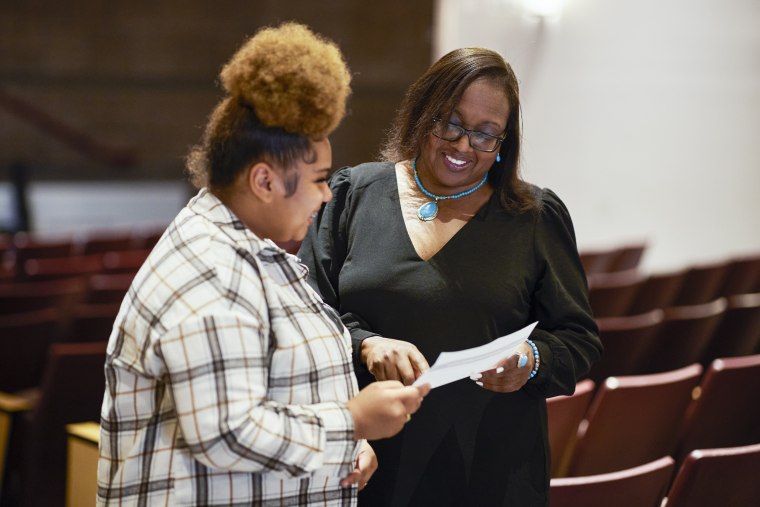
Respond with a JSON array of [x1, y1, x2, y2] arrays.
[[299, 48, 601, 506]]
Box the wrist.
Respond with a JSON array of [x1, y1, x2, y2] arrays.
[[360, 336, 381, 365], [526, 339, 540, 380]]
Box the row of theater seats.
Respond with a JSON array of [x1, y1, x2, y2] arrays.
[[550, 445, 760, 507], [587, 254, 760, 317], [580, 244, 760, 381], [0, 227, 165, 507], [586, 293, 760, 382], [1, 233, 756, 505], [546, 354, 760, 506]]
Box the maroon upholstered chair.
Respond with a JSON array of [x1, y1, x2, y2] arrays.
[[587, 309, 664, 382], [716, 253, 760, 297], [628, 268, 688, 314], [606, 242, 647, 273], [567, 364, 702, 477], [62, 303, 120, 343], [642, 298, 726, 374], [587, 269, 645, 317], [674, 354, 760, 464], [580, 249, 618, 276], [0, 308, 63, 392], [700, 293, 760, 363], [73, 229, 134, 255], [6, 341, 107, 507], [85, 272, 134, 305], [101, 248, 151, 275], [21, 254, 104, 282], [10, 232, 74, 266], [673, 261, 730, 306], [664, 443, 760, 507], [550, 456, 675, 507], [0, 277, 87, 316], [547, 379, 595, 477]]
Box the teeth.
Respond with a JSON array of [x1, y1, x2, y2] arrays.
[[445, 154, 467, 166]]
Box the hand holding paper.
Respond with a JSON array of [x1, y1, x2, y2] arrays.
[[413, 322, 538, 389]]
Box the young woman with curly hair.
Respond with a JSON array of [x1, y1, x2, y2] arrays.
[[98, 22, 429, 506]]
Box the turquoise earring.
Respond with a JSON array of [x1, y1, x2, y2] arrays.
[[496, 153, 501, 163]]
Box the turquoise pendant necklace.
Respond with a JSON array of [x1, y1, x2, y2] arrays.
[[412, 159, 489, 221]]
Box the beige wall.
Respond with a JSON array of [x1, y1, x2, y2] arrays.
[[436, 0, 760, 271]]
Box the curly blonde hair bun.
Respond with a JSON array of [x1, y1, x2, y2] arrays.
[[220, 22, 351, 139]]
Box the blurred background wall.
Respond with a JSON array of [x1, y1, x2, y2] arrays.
[[1, 0, 758, 271], [0, 0, 434, 230], [437, 0, 760, 271]]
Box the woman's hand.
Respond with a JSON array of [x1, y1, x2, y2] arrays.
[[470, 342, 534, 393], [347, 381, 430, 440], [360, 336, 430, 385], [340, 440, 377, 490]]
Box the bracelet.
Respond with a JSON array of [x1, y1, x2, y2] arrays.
[[527, 339, 540, 380]]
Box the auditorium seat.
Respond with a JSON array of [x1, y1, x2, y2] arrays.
[[130, 224, 165, 250], [642, 298, 726, 374], [586, 309, 664, 383], [580, 250, 614, 275], [0, 341, 107, 507], [567, 363, 702, 476], [674, 354, 760, 464], [716, 253, 760, 297], [700, 292, 760, 362], [10, 232, 74, 266], [627, 268, 687, 314], [606, 242, 647, 273], [550, 456, 674, 507], [73, 229, 134, 255], [62, 303, 120, 343], [547, 379, 595, 477], [587, 269, 645, 317], [21, 253, 104, 281], [85, 273, 134, 304], [672, 261, 730, 306], [663, 443, 760, 507], [101, 248, 151, 274], [0, 308, 63, 392], [0, 277, 87, 316]]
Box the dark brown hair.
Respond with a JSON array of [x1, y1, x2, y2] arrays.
[[381, 47, 537, 213]]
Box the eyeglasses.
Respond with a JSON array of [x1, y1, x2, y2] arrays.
[[432, 119, 506, 152]]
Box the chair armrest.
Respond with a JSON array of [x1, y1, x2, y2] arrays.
[[0, 391, 35, 413]]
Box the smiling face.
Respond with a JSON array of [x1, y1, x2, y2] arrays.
[[269, 138, 333, 242], [417, 78, 510, 195]]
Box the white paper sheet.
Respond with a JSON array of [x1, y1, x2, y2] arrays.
[[412, 321, 538, 389]]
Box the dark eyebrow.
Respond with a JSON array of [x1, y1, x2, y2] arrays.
[[451, 109, 504, 131]]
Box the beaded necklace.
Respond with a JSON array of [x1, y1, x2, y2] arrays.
[[412, 159, 489, 221]]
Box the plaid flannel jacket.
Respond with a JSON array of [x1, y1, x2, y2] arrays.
[[98, 189, 360, 506]]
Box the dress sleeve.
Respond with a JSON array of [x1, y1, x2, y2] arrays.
[[525, 188, 602, 398], [299, 166, 378, 372]]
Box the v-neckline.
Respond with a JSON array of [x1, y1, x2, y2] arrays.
[[393, 161, 492, 262]]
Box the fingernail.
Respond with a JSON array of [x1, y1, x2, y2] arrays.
[[496, 366, 504, 374], [518, 353, 528, 368], [475, 381, 483, 387], [470, 373, 482, 380]]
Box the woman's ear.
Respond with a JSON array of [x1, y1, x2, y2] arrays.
[[248, 162, 275, 202]]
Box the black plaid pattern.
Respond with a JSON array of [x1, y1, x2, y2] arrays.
[[98, 189, 360, 506]]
